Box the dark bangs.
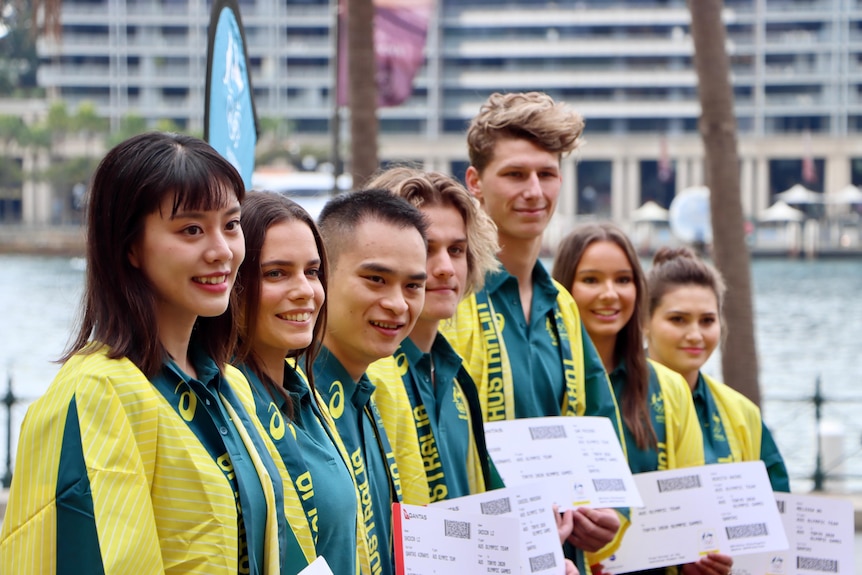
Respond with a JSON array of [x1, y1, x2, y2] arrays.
[[162, 145, 246, 217]]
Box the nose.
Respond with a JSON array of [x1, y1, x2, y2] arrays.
[[683, 326, 703, 343], [522, 172, 542, 198], [206, 230, 233, 263], [431, 251, 455, 280], [289, 274, 316, 301], [598, 279, 618, 301], [380, 287, 409, 316]]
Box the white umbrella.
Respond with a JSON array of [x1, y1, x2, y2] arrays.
[[631, 200, 669, 222], [827, 184, 862, 204], [759, 200, 806, 222], [774, 183, 823, 204]]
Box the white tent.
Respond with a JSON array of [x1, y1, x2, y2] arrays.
[[827, 184, 862, 204], [759, 200, 806, 222], [774, 183, 823, 204], [631, 200, 670, 222]]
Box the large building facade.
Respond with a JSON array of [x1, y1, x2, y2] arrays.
[[31, 0, 862, 227]]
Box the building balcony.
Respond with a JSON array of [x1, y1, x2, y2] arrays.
[[442, 68, 698, 90], [442, 37, 693, 59]]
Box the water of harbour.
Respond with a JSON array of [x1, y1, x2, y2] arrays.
[[2, 255, 862, 493]]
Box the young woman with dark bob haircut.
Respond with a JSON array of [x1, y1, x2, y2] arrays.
[[0, 132, 293, 575], [232, 191, 372, 575]]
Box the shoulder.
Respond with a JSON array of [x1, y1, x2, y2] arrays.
[[701, 373, 762, 419], [366, 355, 403, 387], [648, 359, 693, 407], [551, 279, 581, 324]]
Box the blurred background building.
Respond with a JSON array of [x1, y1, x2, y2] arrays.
[[19, 0, 862, 237]]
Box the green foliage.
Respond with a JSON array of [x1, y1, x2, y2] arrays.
[[0, 0, 40, 96], [42, 155, 99, 190], [0, 156, 23, 190], [106, 113, 148, 147], [0, 114, 28, 143], [73, 101, 109, 134]]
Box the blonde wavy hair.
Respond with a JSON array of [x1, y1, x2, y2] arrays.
[[467, 91, 585, 173], [367, 166, 500, 294]]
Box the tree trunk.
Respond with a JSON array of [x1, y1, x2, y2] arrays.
[[688, 0, 761, 407], [347, 0, 379, 187]]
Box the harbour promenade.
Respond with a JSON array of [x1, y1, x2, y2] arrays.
[[0, 225, 86, 257]]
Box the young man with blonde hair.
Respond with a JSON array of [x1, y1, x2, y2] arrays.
[[442, 92, 627, 571]]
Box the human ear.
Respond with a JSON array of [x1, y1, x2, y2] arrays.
[[465, 166, 483, 203]]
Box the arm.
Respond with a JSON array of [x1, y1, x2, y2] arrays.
[[1, 365, 164, 574], [760, 423, 791, 492]]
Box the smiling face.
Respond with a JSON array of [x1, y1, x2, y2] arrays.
[[323, 218, 427, 380], [646, 284, 721, 388], [419, 204, 469, 323], [569, 240, 638, 357], [252, 219, 325, 365], [129, 192, 244, 340], [466, 137, 561, 244]]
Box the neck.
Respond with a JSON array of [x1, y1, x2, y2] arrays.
[[409, 318, 438, 353], [322, 333, 367, 383], [257, 349, 287, 386], [497, 234, 542, 284], [592, 334, 617, 373], [158, 315, 196, 378], [684, 369, 699, 391]]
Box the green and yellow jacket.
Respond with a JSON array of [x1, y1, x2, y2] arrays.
[[367, 335, 492, 505], [697, 372, 790, 492], [0, 347, 305, 575]]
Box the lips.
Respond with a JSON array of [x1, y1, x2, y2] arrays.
[[277, 311, 313, 322], [370, 319, 404, 332], [592, 309, 620, 320], [194, 274, 227, 285]]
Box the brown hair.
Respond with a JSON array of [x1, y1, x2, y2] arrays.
[[647, 247, 727, 322], [366, 166, 500, 294], [62, 132, 245, 377], [466, 91, 585, 174], [233, 191, 328, 417], [552, 222, 655, 450]]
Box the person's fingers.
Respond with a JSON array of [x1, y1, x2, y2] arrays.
[[566, 508, 618, 552]]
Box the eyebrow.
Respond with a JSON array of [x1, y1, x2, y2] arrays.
[[666, 310, 717, 316], [359, 262, 427, 281], [429, 237, 468, 245], [262, 258, 321, 268], [576, 268, 632, 275], [173, 205, 241, 219]]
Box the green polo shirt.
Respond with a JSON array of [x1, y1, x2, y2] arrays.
[[609, 362, 666, 474], [484, 263, 563, 418], [314, 347, 399, 575], [240, 364, 358, 575]]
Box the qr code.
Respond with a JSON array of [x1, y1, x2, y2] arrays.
[[528, 552, 557, 572], [444, 519, 471, 539], [776, 499, 785, 514], [592, 478, 626, 492], [797, 556, 838, 573], [529, 425, 567, 440], [725, 522, 768, 539], [480, 496, 512, 516], [656, 474, 701, 493]]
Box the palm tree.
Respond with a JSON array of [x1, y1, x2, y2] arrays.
[[347, 0, 379, 187], [688, 0, 761, 406]]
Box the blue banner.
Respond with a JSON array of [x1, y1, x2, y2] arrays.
[[205, 0, 257, 189]]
